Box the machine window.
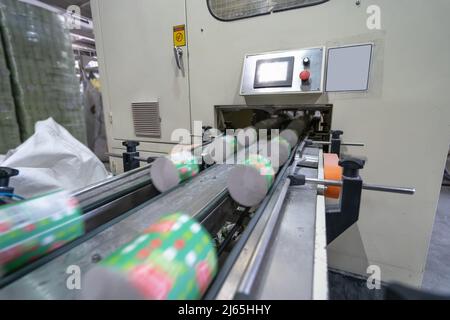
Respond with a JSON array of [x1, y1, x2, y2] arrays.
[[207, 0, 329, 21]]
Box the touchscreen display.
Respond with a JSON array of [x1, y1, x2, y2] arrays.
[[254, 56, 294, 89]]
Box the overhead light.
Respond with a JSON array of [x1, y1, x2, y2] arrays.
[[19, 0, 94, 30], [71, 33, 95, 43]]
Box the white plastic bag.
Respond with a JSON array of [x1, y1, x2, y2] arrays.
[[1, 118, 110, 198]]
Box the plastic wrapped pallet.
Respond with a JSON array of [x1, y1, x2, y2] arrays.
[[0, 0, 87, 144], [0, 27, 21, 154]]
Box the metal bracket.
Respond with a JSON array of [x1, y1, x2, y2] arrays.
[[289, 156, 415, 244]]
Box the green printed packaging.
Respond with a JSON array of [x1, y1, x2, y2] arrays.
[[227, 154, 276, 207], [82, 213, 218, 300], [151, 152, 200, 193], [0, 190, 84, 275]]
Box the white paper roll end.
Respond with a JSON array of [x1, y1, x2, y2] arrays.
[[227, 165, 270, 207], [237, 127, 258, 148], [150, 157, 181, 192], [280, 129, 299, 148]]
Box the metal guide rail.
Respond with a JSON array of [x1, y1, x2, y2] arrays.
[[207, 141, 327, 299], [74, 164, 154, 211], [1, 137, 324, 300]]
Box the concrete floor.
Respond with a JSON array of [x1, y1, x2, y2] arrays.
[[329, 181, 450, 300], [422, 184, 450, 294]]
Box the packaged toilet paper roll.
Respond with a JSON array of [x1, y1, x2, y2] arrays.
[[280, 129, 299, 148], [236, 127, 258, 148], [0, 190, 84, 275], [151, 152, 200, 193], [227, 154, 275, 207], [81, 213, 217, 300], [258, 136, 291, 173], [280, 118, 309, 147], [203, 135, 237, 165]]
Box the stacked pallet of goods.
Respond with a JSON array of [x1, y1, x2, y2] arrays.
[[0, 0, 86, 144], [0, 31, 20, 154]]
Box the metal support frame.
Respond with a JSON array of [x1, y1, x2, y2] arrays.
[[290, 156, 415, 244], [325, 175, 363, 244], [0, 167, 20, 205], [122, 141, 141, 172], [330, 130, 343, 155]]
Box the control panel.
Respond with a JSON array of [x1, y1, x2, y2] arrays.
[[240, 47, 325, 96]]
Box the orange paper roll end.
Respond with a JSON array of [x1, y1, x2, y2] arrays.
[[324, 153, 342, 199]]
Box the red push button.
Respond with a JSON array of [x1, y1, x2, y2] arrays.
[[300, 70, 311, 82]]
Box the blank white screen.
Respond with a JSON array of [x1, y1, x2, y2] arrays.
[[326, 44, 372, 92], [257, 61, 289, 83]]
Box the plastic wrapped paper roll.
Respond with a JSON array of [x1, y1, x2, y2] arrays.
[[236, 127, 258, 148], [280, 118, 309, 147], [203, 135, 236, 165], [254, 118, 286, 132], [0, 191, 84, 275], [227, 155, 275, 207], [258, 137, 292, 173], [81, 213, 217, 300], [287, 118, 308, 136], [280, 129, 299, 148], [151, 152, 200, 193]]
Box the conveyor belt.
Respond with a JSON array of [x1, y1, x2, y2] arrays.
[[74, 165, 160, 233], [0, 165, 160, 288], [254, 167, 318, 299], [74, 165, 154, 212], [1, 119, 323, 299], [0, 165, 234, 299], [211, 147, 327, 300], [242, 150, 326, 299], [205, 139, 306, 299]]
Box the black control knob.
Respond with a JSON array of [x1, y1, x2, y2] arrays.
[[339, 157, 366, 178], [122, 140, 140, 153], [303, 57, 311, 66], [0, 167, 19, 194], [331, 130, 344, 139]]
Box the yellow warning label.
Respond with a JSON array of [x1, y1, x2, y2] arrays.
[[173, 25, 186, 47]]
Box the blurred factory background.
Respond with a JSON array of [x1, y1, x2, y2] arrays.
[[0, 0, 449, 301], [0, 0, 105, 162]]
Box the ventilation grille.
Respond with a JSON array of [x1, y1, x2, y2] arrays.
[[131, 102, 161, 138]]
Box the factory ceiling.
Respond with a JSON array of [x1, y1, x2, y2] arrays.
[[39, 0, 92, 18], [32, 0, 96, 53]]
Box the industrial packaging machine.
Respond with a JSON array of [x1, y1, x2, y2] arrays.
[[0, 35, 421, 299], [0, 101, 415, 299]]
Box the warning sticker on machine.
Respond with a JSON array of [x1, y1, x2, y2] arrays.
[[173, 25, 186, 47]]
